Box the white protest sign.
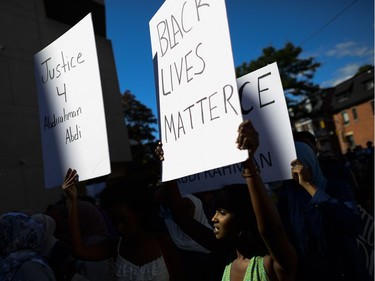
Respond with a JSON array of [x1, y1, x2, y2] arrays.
[[178, 62, 296, 194], [34, 13, 111, 188], [149, 0, 247, 182]]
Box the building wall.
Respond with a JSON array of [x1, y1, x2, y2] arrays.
[[0, 0, 131, 213], [334, 100, 374, 153]]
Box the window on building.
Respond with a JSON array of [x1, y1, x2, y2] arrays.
[[352, 108, 358, 121], [365, 80, 374, 91], [345, 134, 355, 148], [342, 111, 350, 125]]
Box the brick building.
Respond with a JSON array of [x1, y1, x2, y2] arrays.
[[331, 67, 374, 154]]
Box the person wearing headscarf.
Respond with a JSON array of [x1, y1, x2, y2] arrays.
[[158, 190, 217, 281], [0, 212, 56, 281], [277, 141, 371, 281], [31, 214, 59, 259], [159, 193, 212, 254]]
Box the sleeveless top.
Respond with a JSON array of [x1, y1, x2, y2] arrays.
[[114, 238, 170, 281], [221, 256, 269, 281]]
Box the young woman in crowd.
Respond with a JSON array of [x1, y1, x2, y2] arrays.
[[62, 171, 186, 281], [156, 119, 297, 281]]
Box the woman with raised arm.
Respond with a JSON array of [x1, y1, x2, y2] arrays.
[[156, 119, 297, 281], [62, 171, 186, 281], [211, 119, 297, 281], [277, 141, 371, 281]]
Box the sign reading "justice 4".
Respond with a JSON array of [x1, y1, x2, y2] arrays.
[[34, 13, 110, 189]]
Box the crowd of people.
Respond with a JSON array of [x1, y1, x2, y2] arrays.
[[344, 142, 374, 215], [0, 119, 372, 281]]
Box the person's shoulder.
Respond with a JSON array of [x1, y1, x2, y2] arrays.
[[261, 255, 277, 281]]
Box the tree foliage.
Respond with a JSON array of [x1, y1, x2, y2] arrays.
[[121, 90, 157, 143], [121, 90, 160, 184], [236, 42, 321, 119], [355, 64, 373, 76]]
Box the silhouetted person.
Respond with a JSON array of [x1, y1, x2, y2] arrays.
[[278, 141, 371, 281]]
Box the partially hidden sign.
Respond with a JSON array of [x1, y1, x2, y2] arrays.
[[178, 62, 297, 194], [149, 0, 247, 182], [34, 13, 111, 188]]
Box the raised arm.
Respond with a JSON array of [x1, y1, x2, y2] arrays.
[[236, 120, 297, 281], [62, 168, 115, 261], [155, 142, 224, 252], [290, 159, 361, 235]]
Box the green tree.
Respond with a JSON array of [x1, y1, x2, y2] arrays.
[[121, 90, 160, 185], [355, 64, 373, 76], [122, 90, 157, 143], [236, 42, 321, 119]]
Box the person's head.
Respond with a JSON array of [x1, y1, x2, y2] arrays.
[[294, 142, 327, 190], [212, 185, 258, 240], [75, 201, 109, 242], [293, 131, 319, 155], [0, 212, 45, 256], [99, 179, 159, 239], [211, 184, 266, 256], [31, 213, 58, 257]]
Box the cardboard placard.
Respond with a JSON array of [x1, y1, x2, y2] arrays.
[[34, 13, 111, 188], [149, 0, 247, 182]]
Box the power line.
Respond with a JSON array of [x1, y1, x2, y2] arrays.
[[299, 0, 358, 46]]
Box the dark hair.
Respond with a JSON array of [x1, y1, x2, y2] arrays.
[[214, 184, 267, 256], [213, 184, 257, 234]]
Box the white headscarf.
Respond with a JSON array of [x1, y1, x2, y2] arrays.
[[32, 214, 58, 258], [161, 194, 212, 253]]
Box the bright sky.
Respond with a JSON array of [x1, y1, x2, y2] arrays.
[[105, 0, 374, 129]]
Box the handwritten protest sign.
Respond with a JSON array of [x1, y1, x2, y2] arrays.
[[149, 0, 247, 182], [34, 13, 111, 188], [178, 62, 296, 194]]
